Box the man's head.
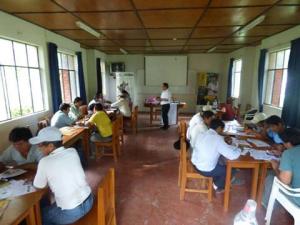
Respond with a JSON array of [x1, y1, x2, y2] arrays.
[[202, 111, 215, 126], [94, 103, 104, 112], [59, 103, 71, 114], [94, 92, 103, 101], [162, 82, 169, 90], [9, 127, 33, 155], [29, 127, 63, 155], [265, 115, 285, 133], [279, 128, 300, 149], [209, 118, 225, 134], [73, 97, 83, 107], [226, 97, 233, 104]]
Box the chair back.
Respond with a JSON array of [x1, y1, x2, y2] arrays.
[[179, 120, 187, 139], [116, 114, 123, 132], [37, 118, 50, 134], [80, 105, 88, 115], [131, 106, 138, 133], [180, 136, 188, 175], [244, 109, 258, 121]]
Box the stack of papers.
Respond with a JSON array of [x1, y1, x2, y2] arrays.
[[0, 179, 36, 200], [247, 139, 270, 147], [243, 148, 279, 161], [0, 169, 27, 179], [232, 138, 252, 147]]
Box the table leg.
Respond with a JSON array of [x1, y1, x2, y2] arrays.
[[257, 163, 268, 208], [224, 164, 232, 212], [250, 165, 260, 199], [26, 207, 37, 225], [82, 129, 89, 160], [150, 106, 153, 125], [34, 202, 42, 225]]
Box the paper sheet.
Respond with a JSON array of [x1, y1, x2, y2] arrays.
[[0, 180, 36, 199], [243, 148, 279, 161], [247, 139, 270, 147], [0, 169, 27, 179], [232, 138, 252, 147]]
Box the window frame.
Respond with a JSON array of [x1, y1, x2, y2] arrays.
[[231, 58, 242, 99], [0, 37, 45, 122], [264, 47, 290, 108], [57, 51, 79, 103]]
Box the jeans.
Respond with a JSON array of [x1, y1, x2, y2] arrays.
[[161, 104, 170, 127], [42, 194, 94, 225], [195, 163, 226, 189]]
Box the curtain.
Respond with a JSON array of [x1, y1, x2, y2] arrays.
[[226, 58, 234, 98], [282, 37, 300, 128], [47, 42, 62, 112], [257, 49, 267, 112], [76, 52, 87, 104], [96, 58, 103, 94]]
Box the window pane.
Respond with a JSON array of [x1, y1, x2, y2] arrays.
[[283, 49, 290, 69], [69, 71, 77, 101], [279, 69, 288, 107], [0, 67, 9, 121], [61, 70, 72, 103], [268, 53, 276, 69], [265, 71, 274, 104], [13, 42, 28, 67], [68, 55, 74, 70], [62, 54, 68, 70], [235, 60, 242, 72], [27, 45, 39, 68], [58, 53, 62, 69], [4, 66, 21, 118], [233, 73, 241, 98], [30, 69, 44, 112], [17, 68, 33, 115], [0, 39, 14, 66], [275, 50, 284, 69], [271, 69, 283, 106]]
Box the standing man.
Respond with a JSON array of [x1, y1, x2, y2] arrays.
[[158, 82, 172, 130]]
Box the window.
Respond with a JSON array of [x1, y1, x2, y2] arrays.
[[101, 60, 107, 96], [0, 38, 45, 122], [264, 48, 290, 108], [231, 59, 242, 98], [57, 52, 79, 103]]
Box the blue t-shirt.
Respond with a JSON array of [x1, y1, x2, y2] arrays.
[[279, 146, 300, 206], [267, 130, 283, 144]]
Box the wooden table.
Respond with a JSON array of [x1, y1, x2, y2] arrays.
[[60, 126, 90, 160], [144, 102, 186, 125]]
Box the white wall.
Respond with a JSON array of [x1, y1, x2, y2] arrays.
[[106, 53, 227, 113], [0, 11, 106, 150]]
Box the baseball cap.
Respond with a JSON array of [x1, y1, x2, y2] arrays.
[[29, 127, 62, 145], [250, 113, 267, 124], [203, 105, 213, 112]]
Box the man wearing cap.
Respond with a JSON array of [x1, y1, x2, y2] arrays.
[[30, 127, 93, 225], [244, 112, 267, 139]]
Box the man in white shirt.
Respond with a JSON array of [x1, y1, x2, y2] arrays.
[[0, 127, 44, 167], [111, 95, 131, 118], [187, 111, 214, 148], [30, 127, 93, 225], [192, 119, 241, 192], [158, 82, 172, 130], [51, 103, 75, 128]]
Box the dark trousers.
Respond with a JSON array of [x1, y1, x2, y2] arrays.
[[194, 163, 226, 189], [161, 104, 170, 127]]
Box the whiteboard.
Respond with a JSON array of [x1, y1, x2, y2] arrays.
[[145, 56, 188, 86]]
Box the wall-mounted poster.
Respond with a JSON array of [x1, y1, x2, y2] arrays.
[[196, 72, 218, 105]]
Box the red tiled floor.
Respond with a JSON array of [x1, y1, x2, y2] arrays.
[[85, 114, 293, 225]]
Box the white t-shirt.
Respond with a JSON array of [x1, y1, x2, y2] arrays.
[[191, 129, 240, 172], [160, 89, 172, 105], [189, 122, 208, 148], [186, 113, 203, 140], [111, 98, 131, 117], [34, 147, 91, 210]]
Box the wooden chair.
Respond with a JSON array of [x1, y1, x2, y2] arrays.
[[73, 168, 116, 225], [36, 117, 50, 134], [94, 121, 120, 162], [179, 131, 213, 201], [116, 114, 124, 145], [131, 106, 138, 134], [178, 120, 187, 186], [80, 105, 88, 116]]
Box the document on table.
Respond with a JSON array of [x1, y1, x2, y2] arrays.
[[0, 169, 27, 179], [0, 179, 36, 200], [244, 148, 279, 161], [232, 138, 252, 147], [247, 139, 270, 147]]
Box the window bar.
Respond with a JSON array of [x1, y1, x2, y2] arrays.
[[36, 46, 45, 111], [0, 66, 10, 120], [25, 44, 35, 113]]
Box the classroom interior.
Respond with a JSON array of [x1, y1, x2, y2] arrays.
[[0, 1, 300, 225]]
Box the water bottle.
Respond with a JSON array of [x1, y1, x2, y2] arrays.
[[233, 199, 258, 225]]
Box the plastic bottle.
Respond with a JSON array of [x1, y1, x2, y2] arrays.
[[233, 199, 258, 225]]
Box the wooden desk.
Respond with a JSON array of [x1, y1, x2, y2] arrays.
[[60, 126, 90, 160], [144, 102, 186, 125]]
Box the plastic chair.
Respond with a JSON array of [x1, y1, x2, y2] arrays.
[[265, 177, 300, 225], [244, 109, 258, 122]]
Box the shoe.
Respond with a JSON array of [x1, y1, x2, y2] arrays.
[[215, 188, 225, 194]]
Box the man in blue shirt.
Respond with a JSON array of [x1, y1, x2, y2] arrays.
[[262, 128, 300, 208], [265, 115, 285, 144], [51, 103, 75, 128]]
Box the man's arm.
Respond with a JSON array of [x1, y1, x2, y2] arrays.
[[217, 138, 241, 160], [271, 160, 292, 185]]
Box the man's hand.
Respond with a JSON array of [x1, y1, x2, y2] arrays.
[[224, 136, 233, 145], [271, 160, 279, 171]]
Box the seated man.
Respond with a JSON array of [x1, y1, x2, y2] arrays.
[[111, 95, 131, 118], [220, 97, 237, 121], [30, 127, 93, 225], [51, 103, 75, 128], [69, 97, 84, 121], [86, 103, 112, 142], [0, 127, 44, 167], [265, 115, 285, 144], [244, 112, 267, 139], [187, 110, 214, 148], [192, 119, 241, 192], [262, 128, 300, 208]]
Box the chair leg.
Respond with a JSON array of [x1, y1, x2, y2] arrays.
[[265, 185, 279, 225], [112, 143, 118, 162], [207, 179, 213, 202], [178, 161, 182, 187], [180, 176, 187, 200]]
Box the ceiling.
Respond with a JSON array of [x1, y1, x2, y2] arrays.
[[1, 0, 300, 54]]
